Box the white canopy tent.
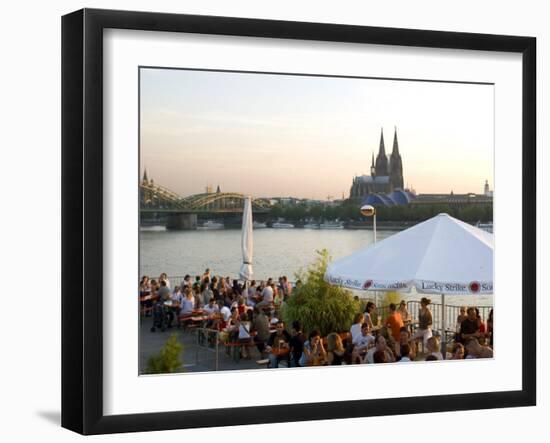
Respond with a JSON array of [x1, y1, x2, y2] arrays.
[[239, 196, 254, 282], [325, 213, 494, 356]]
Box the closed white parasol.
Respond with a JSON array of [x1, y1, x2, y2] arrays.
[[239, 196, 254, 281]]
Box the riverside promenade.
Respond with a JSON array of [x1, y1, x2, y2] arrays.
[[139, 317, 261, 373]]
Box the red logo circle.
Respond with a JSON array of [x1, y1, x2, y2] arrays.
[[469, 281, 480, 293], [363, 280, 373, 289]]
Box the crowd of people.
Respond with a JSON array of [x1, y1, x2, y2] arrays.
[[139, 271, 494, 367]]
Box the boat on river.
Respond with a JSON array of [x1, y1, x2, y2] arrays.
[[198, 220, 225, 230], [272, 222, 295, 229], [303, 223, 320, 229], [319, 221, 344, 229]]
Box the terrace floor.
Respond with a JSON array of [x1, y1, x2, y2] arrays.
[[139, 316, 265, 374]]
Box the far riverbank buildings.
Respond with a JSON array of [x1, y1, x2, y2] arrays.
[[349, 128, 493, 208]]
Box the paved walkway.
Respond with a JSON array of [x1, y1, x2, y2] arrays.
[[139, 316, 265, 374]]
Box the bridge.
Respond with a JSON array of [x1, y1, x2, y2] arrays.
[[140, 173, 271, 229]]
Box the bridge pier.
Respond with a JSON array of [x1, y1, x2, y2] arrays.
[[166, 213, 197, 230]]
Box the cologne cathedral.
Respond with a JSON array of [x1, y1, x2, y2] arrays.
[[349, 127, 405, 200]]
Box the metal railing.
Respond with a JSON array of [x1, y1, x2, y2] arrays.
[[163, 275, 493, 333], [376, 301, 492, 333], [194, 328, 220, 371]]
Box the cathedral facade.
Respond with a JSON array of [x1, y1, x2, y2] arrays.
[[349, 128, 404, 200]]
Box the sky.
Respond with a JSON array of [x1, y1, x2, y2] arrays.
[[140, 68, 494, 200]]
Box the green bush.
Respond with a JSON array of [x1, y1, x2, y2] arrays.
[[145, 333, 184, 374], [282, 249, 360, 336]]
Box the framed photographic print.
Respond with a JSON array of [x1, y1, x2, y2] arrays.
[[62, 8, 536, 435]]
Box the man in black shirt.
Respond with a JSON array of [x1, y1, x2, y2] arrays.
[[289, 321, 305, 367]]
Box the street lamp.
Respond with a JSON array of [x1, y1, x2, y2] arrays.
[[360, 204, 378, 311], [360, 204, 377, 243]]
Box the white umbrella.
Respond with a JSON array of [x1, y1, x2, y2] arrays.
[[325, 213, 493, 356], [239, 196, 254, 282]]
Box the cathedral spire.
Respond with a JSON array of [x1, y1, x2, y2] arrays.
[[375, 128, 388, 176], [142, 168, 148, 183], [378, 127, 386, 157], [392, 126, 400, 155], [371, 152, 375, 168]]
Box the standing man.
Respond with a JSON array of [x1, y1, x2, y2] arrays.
[[385, 303, 404, 342]]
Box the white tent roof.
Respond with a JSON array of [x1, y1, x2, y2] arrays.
[[325, 213, 493, 295]]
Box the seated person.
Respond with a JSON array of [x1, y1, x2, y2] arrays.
[[212, 300, 232, 331], [203, 298, 220, 316], [464, 337, 493, 359], [475, 308, 487, 334], [398, 343, 412, 362], [396, 327, 416, 360], [365, 335, 395, 364], [265, 321, 291, 368], [373, 349, 388, 363], [157, 280, 171, 301], [299, 330, 327, 367], [179, 290, 195, 316], [256, 283, 275, 309], [459, 307, 481, 343], [426, 336, 443, 360], [349, 313, 364, 344], [326, 333, 346, 365], [236, 296, 248, 315], [352, 323, 375, 352], [456, 306, 468, 326], [246, 281, 257, 306], [450, 342, 465, 360]]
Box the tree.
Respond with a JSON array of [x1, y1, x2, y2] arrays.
[[145, 333, 184, 374], [282, 249, 360, 336]]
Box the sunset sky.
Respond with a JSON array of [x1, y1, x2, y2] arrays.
[[140, 68, 494, 200]]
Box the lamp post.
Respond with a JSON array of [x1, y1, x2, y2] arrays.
[[360, 204, 377, 243], [360, 204, 378, 309]]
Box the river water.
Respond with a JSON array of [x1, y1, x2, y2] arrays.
[[140, 227, 493, 307]]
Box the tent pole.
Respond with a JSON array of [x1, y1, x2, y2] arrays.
[[441, 293, 446, 359]]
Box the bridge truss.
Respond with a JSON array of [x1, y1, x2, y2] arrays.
[[140, 181, 271, 212]]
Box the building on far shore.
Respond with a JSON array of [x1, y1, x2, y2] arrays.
[[411, 191, 492, 208], [349, 127, 416, 207], [349, 127, 405, 199]]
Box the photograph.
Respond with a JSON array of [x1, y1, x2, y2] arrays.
[[138, 67, 495, 374]]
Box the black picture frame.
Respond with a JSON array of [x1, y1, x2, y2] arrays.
[[62, 8, 536, 435]]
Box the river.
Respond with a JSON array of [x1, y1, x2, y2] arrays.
[[140, 227, 493, 308]]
